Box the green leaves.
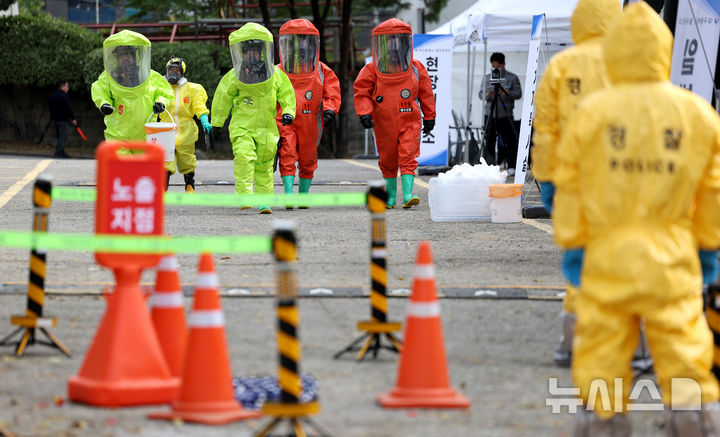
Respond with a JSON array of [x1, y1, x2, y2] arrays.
[[0, 15, 102, 90]]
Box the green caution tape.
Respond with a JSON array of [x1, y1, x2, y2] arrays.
[[51, 187, 366, 207], [0, 230, 271, 254]]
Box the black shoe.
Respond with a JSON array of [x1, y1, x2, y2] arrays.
[[54, 152, 70, 159]]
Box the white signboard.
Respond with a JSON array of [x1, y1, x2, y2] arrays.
[[514, 14, 544, 184], [414, 34, 453, 166], [670, 0, 720, 104]]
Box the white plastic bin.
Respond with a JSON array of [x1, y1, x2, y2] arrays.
[[429, 176, 494, 222], [145, 111, 176, 162], [489, 184, 523, 223]]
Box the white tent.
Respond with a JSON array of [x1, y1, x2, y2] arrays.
[[431, 0, 579, 50], [427, 0, 588, 162]]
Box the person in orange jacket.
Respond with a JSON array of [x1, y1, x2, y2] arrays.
[[354, 18, 436, 209], [276, 19, 341, 207]]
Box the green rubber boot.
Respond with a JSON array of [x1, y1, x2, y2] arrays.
[[282, 175, 295, 209], [401, 174, 420, 209], [298, 178, 312, 209], [384, 177, 397, 209]]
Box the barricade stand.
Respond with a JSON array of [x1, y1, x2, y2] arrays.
[[0, 176, 70, 357], [334, 181, 402, 360], [255, 221, 331, 437], [67, 141, 179, 406]]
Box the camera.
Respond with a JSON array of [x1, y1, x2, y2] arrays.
[[489, 67, 506, 85]]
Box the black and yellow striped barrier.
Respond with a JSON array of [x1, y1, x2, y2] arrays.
[[0, 176, 71, 357], [256, 221, 330, 437], [51, 187, 366, 208], [334, 181, 402, 361]]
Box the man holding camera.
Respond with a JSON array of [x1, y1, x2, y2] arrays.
[[480, 52, 522, 175]]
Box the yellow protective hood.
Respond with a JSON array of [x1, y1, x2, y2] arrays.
[[603, 1, 672, 84], [570, 0, 622, 44]]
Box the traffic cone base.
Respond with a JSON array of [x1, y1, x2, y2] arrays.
[[377, 387, 471, 409], [68, 376, 180, 407], [148, 403, 261, 425]]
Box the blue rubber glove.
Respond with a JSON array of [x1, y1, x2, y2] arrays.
[[539, 181, 555, 214], [700, 250, 719, 285], [562, 249, 584, 287], [200, 114, 212, 134]]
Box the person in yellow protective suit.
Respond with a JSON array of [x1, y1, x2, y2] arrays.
[[159, 58, 211, 193], [531, 0, 623, 368], [211, 23, 296, 214], [554, 3, 720, 435], [91, 30, 173, 142]]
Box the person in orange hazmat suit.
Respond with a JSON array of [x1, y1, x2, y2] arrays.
[[276, 19, 341, 208], [353, 18, 436, 209]]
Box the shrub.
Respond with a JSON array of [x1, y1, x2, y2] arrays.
[[0, 14, 102, 90]]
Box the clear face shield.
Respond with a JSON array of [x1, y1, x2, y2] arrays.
[[279, 34, 319, 74], [372, 33, 412, 74], [230, 39, 274, 84], [104, 45, 151, 88]]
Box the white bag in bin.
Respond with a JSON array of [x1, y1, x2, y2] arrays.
[[429, 162, 507, 222]]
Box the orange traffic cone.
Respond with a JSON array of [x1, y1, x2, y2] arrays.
[[68, 267, 180, 406], [377, 241, 471, 409], [149, 253, 262, 424], [151, 254, 187, 377]]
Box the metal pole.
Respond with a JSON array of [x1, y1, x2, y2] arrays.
[[95, 0, 99, 24], [480, 40, 487, 162], [464, 43, 471, 163]]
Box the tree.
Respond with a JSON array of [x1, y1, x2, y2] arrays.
[[0, 0, 14, 11]]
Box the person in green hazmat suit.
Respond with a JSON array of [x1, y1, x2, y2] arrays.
[[91, 30, 173, 142], [211, 23, 296, 214]]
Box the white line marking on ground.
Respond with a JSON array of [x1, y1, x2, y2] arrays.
[[342, 159, 429, 189], [521, 218, 553, 235], [0, 160, 51, 209]]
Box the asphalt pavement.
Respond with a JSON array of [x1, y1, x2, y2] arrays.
[[0, 156, 664, 436]]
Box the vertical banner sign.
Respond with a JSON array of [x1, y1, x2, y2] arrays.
[[95, 141, 165, 269], [670, 0, 720, 104], [414, 34, 453, 166], [514, 14, 544, 185]]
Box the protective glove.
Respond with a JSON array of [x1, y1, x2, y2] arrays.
[[700, 250, 719, 285], [153, 102, 165, 114], [323, 110, 336, 127], [422, 119, 435, 135], [100, 103, 114, 115], [360, 114, 374, 129], [562, 249, 584, 287], [539, 181, 555, 214], [200, 114, 212, 134], [281, 114, 294, 126]]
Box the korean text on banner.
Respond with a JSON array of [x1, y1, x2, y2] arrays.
[[414, 34, 453, 166], [670, 0, 720, 104], [514, 14, 544, 185], [95, 141, 165, 269]]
